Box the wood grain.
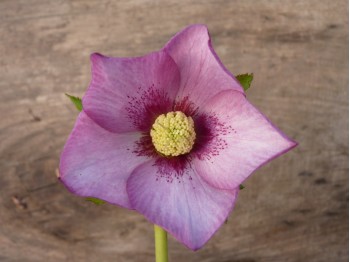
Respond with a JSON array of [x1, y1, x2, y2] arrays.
[[0, 0, 348, 261]]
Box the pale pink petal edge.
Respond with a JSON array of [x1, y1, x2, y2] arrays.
[[163, 24, 244, 94]]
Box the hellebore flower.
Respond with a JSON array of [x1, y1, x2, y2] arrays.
[[59, 24, 297, 250]]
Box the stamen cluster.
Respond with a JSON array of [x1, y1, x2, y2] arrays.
[[150, 111, 196, 156]]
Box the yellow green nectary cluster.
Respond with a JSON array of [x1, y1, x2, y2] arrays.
[[150, 111, 196, 157]]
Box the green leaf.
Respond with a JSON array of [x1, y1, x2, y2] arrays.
[[239, 184, 245, 190], [65, 93, 83, 111], [85, 197, 106, 205], [236, 73, 254, 91]]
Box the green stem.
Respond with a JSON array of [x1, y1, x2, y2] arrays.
[[154, 224, 168, 262]]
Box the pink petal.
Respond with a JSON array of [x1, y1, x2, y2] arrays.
[[59, 112, 148, 208], [194, 90, 297, 190], [83, 50, 181, 133], [126, 160, 238, 250], [164, 24, 244, 108]]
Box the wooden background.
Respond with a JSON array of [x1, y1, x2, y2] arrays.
[[0, 0, 348, 261]]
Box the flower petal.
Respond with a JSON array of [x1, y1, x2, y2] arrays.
[[126, 160, 238, 250], [193, 90, 297, 190], [164, 24, 244, 107], [83, 50, 181, 133], [59, 112, 148, 208]]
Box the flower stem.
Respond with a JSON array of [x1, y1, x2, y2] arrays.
[[154, 224, 168, 262]]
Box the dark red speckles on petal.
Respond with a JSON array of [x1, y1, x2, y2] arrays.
[[126, 159, 239, 250], [173, 96, 199, 116], [126, 84, 173, 132], [192, 112, 234, 161], [133, 132, 194, 183], [83, 50, 180, 133], [133, 134, 158, 158], [173, 95, 234, 162], [193, 90, 297, 190], [131, 94, 234, 182], [153, 156, 194, 183]]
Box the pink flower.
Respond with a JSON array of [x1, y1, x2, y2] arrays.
[[59, 25, 297, 250]]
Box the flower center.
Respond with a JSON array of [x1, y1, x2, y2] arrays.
[[150, 111, 196, 157]]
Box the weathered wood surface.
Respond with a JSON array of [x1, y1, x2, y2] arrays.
[[0, 0, 348, 261]]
